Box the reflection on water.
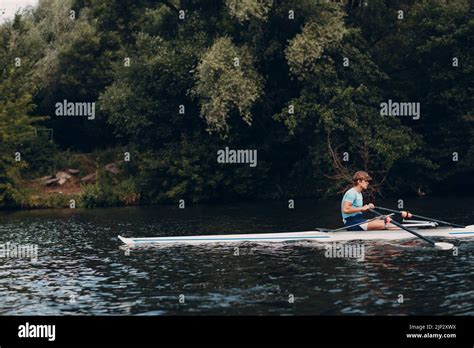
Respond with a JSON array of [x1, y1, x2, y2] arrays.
[[0, 197, 473, 315]]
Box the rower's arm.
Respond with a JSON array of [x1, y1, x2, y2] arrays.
[[343, 201, 369, 214]]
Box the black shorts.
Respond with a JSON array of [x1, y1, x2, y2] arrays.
[[344, 215, 368, 231]]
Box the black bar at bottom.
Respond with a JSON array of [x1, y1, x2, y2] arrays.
[[0, 316, 472, 346]]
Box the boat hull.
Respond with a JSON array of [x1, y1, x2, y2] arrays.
[[118, 225, 474, 246]]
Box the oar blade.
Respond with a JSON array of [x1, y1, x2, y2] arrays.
[[434, 242, 454, 250]]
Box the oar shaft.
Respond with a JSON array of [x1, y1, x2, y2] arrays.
[[375, 206, 465, 228], [370, 209, 436, 246], [408, 213, 464, 228]]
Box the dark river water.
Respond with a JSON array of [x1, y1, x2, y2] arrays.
[[0, 197, 473, 315]]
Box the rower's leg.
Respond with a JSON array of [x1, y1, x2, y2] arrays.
[[366, 219, 386, 230], [385, 223, 400, 230], [367, 220, 400, 230]]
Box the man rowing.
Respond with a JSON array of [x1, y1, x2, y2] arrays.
[[341, 171, 395, 231]]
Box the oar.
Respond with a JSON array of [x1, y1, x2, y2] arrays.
[[376, 206, 465, 228], [369, 209, 454, 250]]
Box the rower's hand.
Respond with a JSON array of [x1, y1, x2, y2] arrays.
[[362, 203, 375, 211]]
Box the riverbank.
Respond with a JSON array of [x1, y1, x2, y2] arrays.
[[3, 146, 471, 210], [3, 149, 140, 210]]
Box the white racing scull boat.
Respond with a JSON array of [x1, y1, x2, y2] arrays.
[[118, 224, 474, 246]]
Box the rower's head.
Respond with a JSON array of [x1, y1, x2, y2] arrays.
[[353, 171, 372, 190]]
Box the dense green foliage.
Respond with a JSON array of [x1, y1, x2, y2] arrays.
[[0, 0, 472, 208], [0, 23, 48, 206]]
